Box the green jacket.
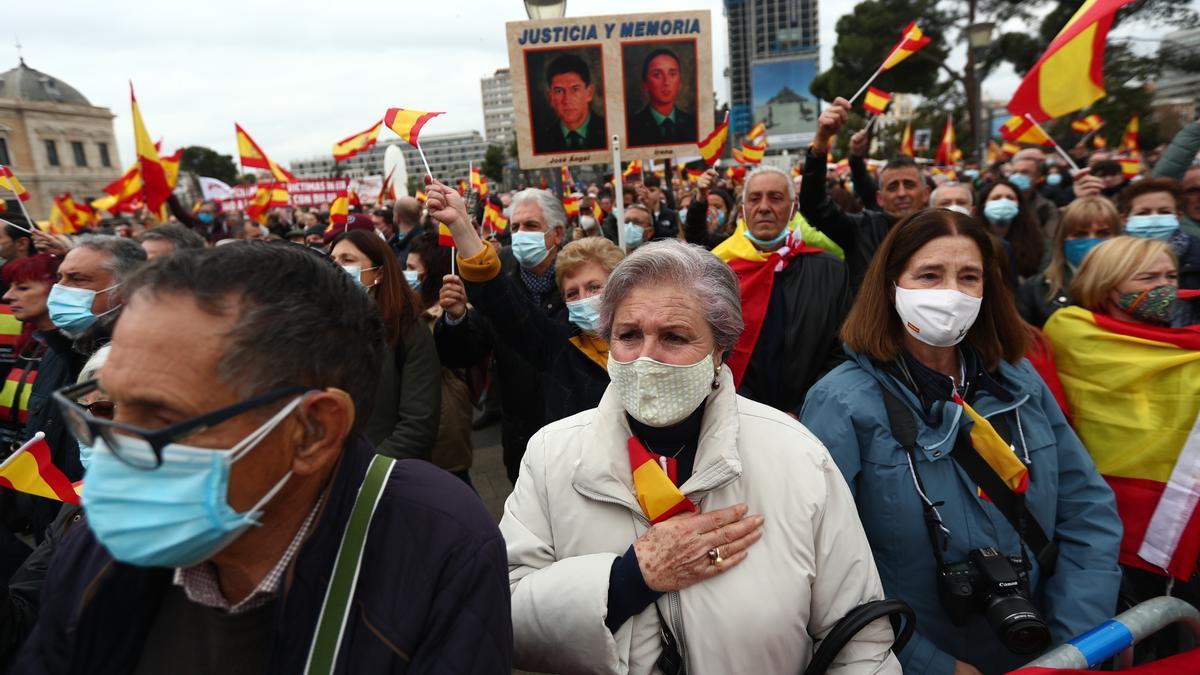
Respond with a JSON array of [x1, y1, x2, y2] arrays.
[[363, 324, 442, 461], [1152, 121, 1200, 238]]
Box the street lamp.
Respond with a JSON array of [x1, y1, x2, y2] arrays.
[[524, 0, 566, 19], [966, 22, 995, 164]]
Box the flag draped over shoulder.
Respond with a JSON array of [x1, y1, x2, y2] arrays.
[[0, 432, 80, 504], [1044, 305, 1200, 581], [628, 437, 696, 523], [1007, 0, 1135, 122]]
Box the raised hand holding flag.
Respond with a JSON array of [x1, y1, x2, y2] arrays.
[[384, 108, 444, 177]]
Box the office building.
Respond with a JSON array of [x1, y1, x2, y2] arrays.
[[481, 68, 516, 148], [1155, 28, 1200, 104]]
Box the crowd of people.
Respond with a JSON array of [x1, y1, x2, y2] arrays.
[[0, 110, 1195, 675]]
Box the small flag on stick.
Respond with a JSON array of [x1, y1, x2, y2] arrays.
[[697, 112, 730, 166], [384, 108, 444, 177], [0, 432, 80, 504], [862, 87, 893, 115], [333, 120, 383, 162], [849, 22, 931, 104]]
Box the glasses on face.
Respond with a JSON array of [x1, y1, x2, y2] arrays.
[[53, 380, 312, 470]]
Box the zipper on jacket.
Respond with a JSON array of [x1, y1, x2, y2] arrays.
[[668, 590, 688, 671]]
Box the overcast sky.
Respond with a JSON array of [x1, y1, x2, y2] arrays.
[[6, 0, 1189, 172]]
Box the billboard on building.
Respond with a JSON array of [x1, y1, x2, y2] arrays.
[[505, 11, 714, 169], [750, 56, 819, 149]]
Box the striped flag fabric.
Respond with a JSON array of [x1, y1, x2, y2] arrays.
[[1119, 115, 1140, 156], [628, 437, 696, 523], [685, 168, 705, 183], [332, 120, 383, 162], [562, 195, 580, 218], [999, 116, 1054, 147], [0, 166, 30, 202], [732, 147, 746, 164], [740, 142, 765, 165], [1071, 114, 1104, 134], [1044, 305, 1200, 581], [622, 160, 642, 179], [50, 194, 94, 233], [1007, 0, 1135, 122], [862, 87, 892, 115], [0, 432, 80, 504], [590, 199, 604, 221], [130, 84, 172, 212], [745, 121, 766, 142], [383, 108, 444, 148], [560, 166, 575, 190], [697, 114, 729, 166], [483, 201, 509, 233], [934, 116, 960, 166], [881, 22, 932, 71], [246, 184, 288, 225], [953, 392, 1029, 498], [236, 124, 298, 183], [900, 121, 914, 157], [1001, 141, 1021, 156], [415, 190, 427, 203], [437, 222, 455, 248], [1119, 158, 1141, 179], [327, 190, 349, 230]]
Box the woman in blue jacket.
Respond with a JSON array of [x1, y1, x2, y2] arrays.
[[801, 209, 1121, 675]]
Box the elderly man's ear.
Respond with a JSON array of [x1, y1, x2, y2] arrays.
[[287, 389, 355, 476]]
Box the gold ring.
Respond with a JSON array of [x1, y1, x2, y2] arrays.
[[707, 547, 722, 565]]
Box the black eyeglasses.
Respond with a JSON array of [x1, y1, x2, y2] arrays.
[[53, 380, 312, 470]]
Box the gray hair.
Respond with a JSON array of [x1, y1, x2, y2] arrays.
[[137, 223, 206, 251], [78, 344, 111, 384], [624, 203, 651, 219], [73, 234, 149, 284], [930, 181, 975, 206], [742, 165, 796, 205], [598, 240, 743, 353], [511, 188, 567, 231]]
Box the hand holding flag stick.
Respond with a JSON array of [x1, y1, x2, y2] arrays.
[[384, 108, 444, 178], [424, 177, 484, 273]]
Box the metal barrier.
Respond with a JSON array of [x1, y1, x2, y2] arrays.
[[1020, 597, 1200, 669]]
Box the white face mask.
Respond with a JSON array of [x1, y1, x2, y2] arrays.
[[608, 353, 715, 427], [894, 286, 982, 347]]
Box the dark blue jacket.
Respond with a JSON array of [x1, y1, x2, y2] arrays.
[[13, 435, 513, 674]]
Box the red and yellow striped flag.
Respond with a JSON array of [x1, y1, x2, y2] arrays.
[[415, 190, 427, 203], [130, 84, 172, 212], [483, 201, 509, 233], [881, 22, 932, 71], [560, 166, 575, 189], [246, 184, 288, 226], [590, 199, 604, 221], [697, 114, 730, 166], [622, 160, 642, 179], [0, 166, 30, 202], [437, 222, 455, 248], [1001, 141, 1021, 156], [1119, 158, 1142, 179], [1120, 114, 1140, 156], [236, 123, 298, 183], [327, 190, 349, 231], [745, 121, 766, 142], [1071, 114, 1104, 134], [628, 437, 696, 523], [333, 119, 383, 162], [953, 392, 1029, 498], [1007, 0, 1135, 122], [999, 116, 1054, 147], [740, 142, 765, 165], [900, 121, 914, 157], [0, 432, 80, 504], [562, 195, 579, 218], [1045, 305, 1200, 581], [863, 87, 892, 115], [49, 194, 94, 234], [383, 108, 444, 148], [934, 116, 960, 166]]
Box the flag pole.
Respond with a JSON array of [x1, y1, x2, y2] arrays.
[[1023, 114, 1080, 172], [0, 166, 37, 231], [848, 64, 885, 105], [415, 141, 434, 178]]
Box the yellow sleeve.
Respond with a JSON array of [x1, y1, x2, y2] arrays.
[[456, 244, 501, 283]]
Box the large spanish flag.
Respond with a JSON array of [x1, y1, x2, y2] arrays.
[[130, 84, 172, 212], [236, 123, 298, 183], [1044, 305, 1200, 581], [697, 113, 729, 166], [0, 432, 80, 504], [1007, 0, 1135, 122], [628, 437, 696, 523], [383, 108, 443, 148], [332, 120, 383, 162]]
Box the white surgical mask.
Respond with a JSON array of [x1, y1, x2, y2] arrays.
[[894, 285, 982, 347], [608, 353, 715, 427]]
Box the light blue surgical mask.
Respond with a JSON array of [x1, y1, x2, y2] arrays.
[[341, 264, 379, 287], [511, 230, 551, 268], [1009, 173, 1033, 192], [963, 169, 980, 181], [197, 212, 214, 225], [47, 283, 120, 335], [77, 439, 94, 470], [1046, 173, 1063, 186], [81, 396, 303, 568], [1125, 214, 1180, 241], [1063, 237, 1105, 267], [403, 269, 421, 290], [623, 222, 646, 248], [567, 294, 602, 333], [983, 198, 1019, 225], [743, 225, 790, 250]]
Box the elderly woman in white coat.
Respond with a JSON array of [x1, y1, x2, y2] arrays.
[[500, 240, 901, 674]]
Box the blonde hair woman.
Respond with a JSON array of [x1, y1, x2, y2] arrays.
[[1069, 236, 1178, 325]]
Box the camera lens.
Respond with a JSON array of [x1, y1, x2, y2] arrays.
[[983, 595, 1050, 655]]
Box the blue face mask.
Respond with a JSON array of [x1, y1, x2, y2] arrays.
[[403, 270, 421, 290], [983, 198, 1019, 225], [1045, 173, 1063, 186], [567, 294, 602, 333], [623, 222, 646, 248], [47, 283, 119, 335], [341, 264, 379, 287], [81, 396, 303, 568], [1063, 237, 1105, 267], [743, 225, 790, 250], [963, 169, 980, 181], [77, 439, 93, 470], [1125, 214, 1180, 241], [1008, 173, 1033, 192], [715, 210, 726, 226], [511, 230, 551, 268], [197, 212, 214, 225]]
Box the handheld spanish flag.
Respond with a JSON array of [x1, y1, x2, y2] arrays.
[[384, 108, 443, 177], [697, 112, 729, 166], [740, 142, 765, 165], [745, 120, 766, 143], [934, 116, 960, 166], [628, 437, 696, 524], [436, 222, 455, 248], [1119, 157, 1142, 179], [1071, 114, 1104, 134], [850, 22, 932, 103], [899, 121, 914, 157], [0, 432, 81, 504], [685, 168, 705, 183], [483, 201, 509, 233], [236, 124, 298, 183], [1001, 141, 1021, 157], [327, 190, 349, 231], [622, 160, 642, 179], [332, 119, 383, 162], [469, 164, 486, 195], [560, 166, 576, 191], [732, 147, 746, 164], [862, 87, 892, 115], [130, 84, 172, 212], [415, 190, 427, 204], [562, 195, 580, 218], [590, 199, 604, 221], [1007, 0, 1135, 122], [0, 166, 30, 202], [1119, 114, 1140, 156], [999, 115, 1054, 147], [246, 184, 288, 226]]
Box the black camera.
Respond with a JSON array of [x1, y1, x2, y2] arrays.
[[938, 547, 1050, 655]]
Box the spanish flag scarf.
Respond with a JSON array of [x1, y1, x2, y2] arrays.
[[1045, 305, 1200, 581], [628, 436, 696, 524], [953, 392, 1030, 498], [712, 223, 823, 387]]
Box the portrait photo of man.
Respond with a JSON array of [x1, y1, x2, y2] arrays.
[[528, 50, 608, 154], [624, 43, 698, 147]]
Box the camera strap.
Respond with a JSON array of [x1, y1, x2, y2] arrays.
[[879, 387, 1057, 576]]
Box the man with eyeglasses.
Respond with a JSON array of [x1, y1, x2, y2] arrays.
[[14, 243, 512, 674]]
